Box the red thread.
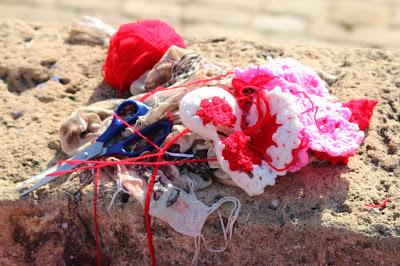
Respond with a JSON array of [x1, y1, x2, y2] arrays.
[[167, 111, 174, 125], [364, 198, 390, 209], [113, 113, 161, 151], [229, 74, 316, 173], [144, 128, 191, 266], [230, 74, 300, 172], [102, 20, 185, 95], [364, 199, 390, 209], [256, 137, 308, 172], [94, 168, 101, 266], [196, 96, 236, 127], [139, 72, 233, 102], [49, 157, 216, 177], [296, 91, 327, 133], [231, 73, 276, 133], [246, 94, 280, 154]]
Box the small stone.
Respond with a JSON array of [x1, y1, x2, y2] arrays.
[[271, 199, 279, 209], [10, 110, 24, 120], [37, 95, 55, 103], [65, 85, 80, 94], [59, 77, 70, 85], [40, 59, 57, 68], [61, 222, 68, 229], [47, 140, 60, 150]]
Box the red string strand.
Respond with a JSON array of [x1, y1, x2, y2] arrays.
[[139, 72, 233, 102], [295, 91, 327, 133], [94, 168, 101, 266], [364, 198, 391, 209], [144, 128, 191, 266], [113, 113, 161, 151], [49, 157, 215, 177]]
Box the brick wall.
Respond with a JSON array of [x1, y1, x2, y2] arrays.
[[0, 0, 399, 48]]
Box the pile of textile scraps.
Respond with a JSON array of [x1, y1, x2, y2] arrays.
[[40, 17, 381, 265]]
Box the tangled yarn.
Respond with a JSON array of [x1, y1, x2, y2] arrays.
[[103, 20, 185, 94]]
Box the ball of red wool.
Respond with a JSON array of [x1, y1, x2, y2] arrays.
[[103, 20, 185, 92]]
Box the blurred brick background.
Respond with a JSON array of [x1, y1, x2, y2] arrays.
[[1, 0, 400, 48]]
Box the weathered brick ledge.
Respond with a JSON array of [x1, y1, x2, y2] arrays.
[[0, 21, 399, 265]]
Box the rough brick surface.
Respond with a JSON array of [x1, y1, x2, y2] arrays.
[[0, 21, 399, 265]]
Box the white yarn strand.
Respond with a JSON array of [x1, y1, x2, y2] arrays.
[[191, 197, 241, 265], [165, 151, 195, 158], [107, 188, 121, 212], [107, 178, 131, 211]]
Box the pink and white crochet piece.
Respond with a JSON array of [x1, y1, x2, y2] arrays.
[[179, 86, 303, 196], [234, 58, 365, 169]]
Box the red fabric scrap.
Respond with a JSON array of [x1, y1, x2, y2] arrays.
[[311, 150, 350, 165], [342, 98, 378, 130]]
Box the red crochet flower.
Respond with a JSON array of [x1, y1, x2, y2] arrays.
[[221, 131, 262, 172], [196, 96, 236, 127]]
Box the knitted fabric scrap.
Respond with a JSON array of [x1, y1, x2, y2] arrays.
[[234, 58, 368, 171]]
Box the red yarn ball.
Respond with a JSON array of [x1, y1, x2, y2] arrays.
[[103, 20, 185, 93]]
